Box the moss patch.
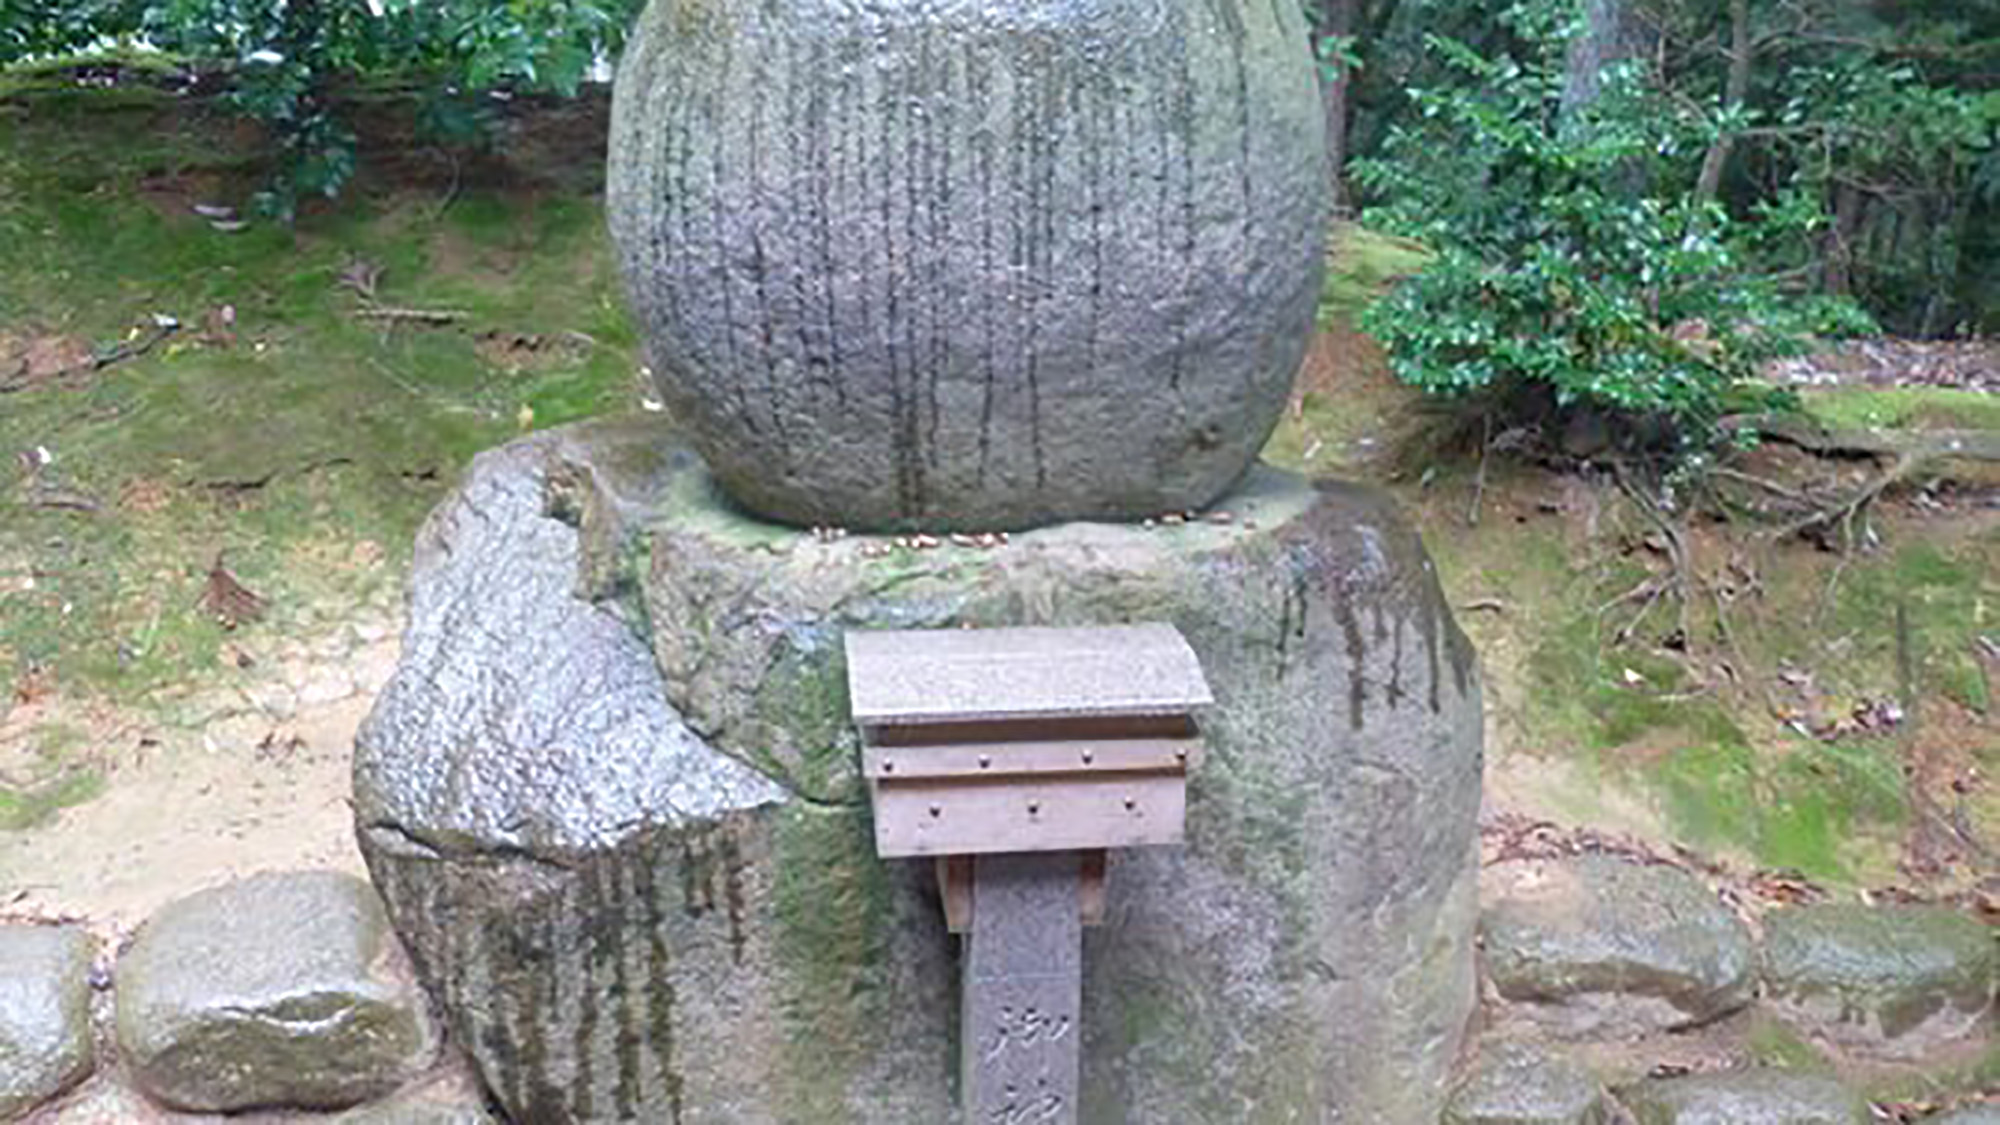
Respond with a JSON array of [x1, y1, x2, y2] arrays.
[[768, 803, 895, 1122], [1801, 386, 2000, 433], [1319, 224, 1432, 326], [0, 89, 639, 707]]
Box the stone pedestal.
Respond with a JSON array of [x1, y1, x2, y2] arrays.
[[964, 853, 1083, 1124], [353, 417, 1484, 1124]]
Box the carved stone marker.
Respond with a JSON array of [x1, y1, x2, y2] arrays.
[[964, 852, 1082, 1125], [846, 624, 1211, 1123]]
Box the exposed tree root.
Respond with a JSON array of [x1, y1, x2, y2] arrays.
[[1718, 412, 2000, 549]]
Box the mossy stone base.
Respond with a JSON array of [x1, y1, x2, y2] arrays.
[[1618, 1069, 1867, 1125], [625, 420, 1484, 1122], [358, 417, 1484, 1123]]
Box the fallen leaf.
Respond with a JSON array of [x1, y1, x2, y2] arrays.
[[199, 556, 267, 630]]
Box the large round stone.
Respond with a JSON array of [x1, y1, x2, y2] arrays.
[[355, 418, 1482, 1123], [1760, 903, 1995, 1056], [1480, 856, 1755, 1037], [113, 871, 438, 1113], [606, 0, 1328, 531]]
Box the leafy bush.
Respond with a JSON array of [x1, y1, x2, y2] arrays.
[[1356, 24, 1868, 456], [0, 0, 642, 213]]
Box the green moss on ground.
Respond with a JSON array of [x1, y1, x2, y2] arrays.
[[1802, 386, 2000, 433], [1320, 224, 1432, 325], [0, 90, 639, 707], [0, 722, 105, 829], [1404, 459, 1933, 885], [1744, 1013, 1837, 1072]]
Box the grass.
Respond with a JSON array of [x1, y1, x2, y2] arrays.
[[1802, 386, 2000, 433], [0, 88, 640, 707]]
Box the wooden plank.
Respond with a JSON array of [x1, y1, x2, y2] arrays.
[[963, 852, 1080, 1125], [937, 855, 974, 934], [871, 773, 1186, 858], [1079, 850, 1108, 928], [845, 624, 1212, 727], [863, 737, 1200, 780], [866, 714, 1196, 748]]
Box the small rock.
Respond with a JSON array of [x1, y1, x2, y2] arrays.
[[1761, 903, 1995, 1056], [0, 925, 94, 1119], [297, 666, 359, 707], [243, 680, 298, 722], [1618, 1069, 1866, 1124], [115, 870, 438, 1112], [1481, 856, 1755, 1035], [1444, 1041, 1612, 1125]]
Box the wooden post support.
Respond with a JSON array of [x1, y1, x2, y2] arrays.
[[963, 851, 1082, 1125], [844, 625, 1213, 1124]]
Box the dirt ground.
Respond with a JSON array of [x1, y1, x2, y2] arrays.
[[0, 619, 397, 943]]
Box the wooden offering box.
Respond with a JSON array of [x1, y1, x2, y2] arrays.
[[844, 624, 1212, 861]]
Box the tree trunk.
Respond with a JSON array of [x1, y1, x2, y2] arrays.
[[1823, 181, 1863, 298], [1314, 0, 1357, 211], [1695, 0, 1752, 205], [1560, 0, 1657, 128]]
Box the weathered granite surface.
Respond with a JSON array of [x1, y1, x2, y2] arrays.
[[1618, 1069, 1867, 1125], [607, 0, 1327, 531], [113, 871, 437, 1113], [1481, 856, 1755, 1037], [354, 421, 946, 1124], [356, 417, 1485, 1123], [1760, 903, 1995, 1056], [636, 417, 1485, 1121], [0, 925, 93, 1121], [1442, 1041, 1612, 1125]]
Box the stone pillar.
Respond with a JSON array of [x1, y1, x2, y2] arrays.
[[964, 853, 1083, 1125]]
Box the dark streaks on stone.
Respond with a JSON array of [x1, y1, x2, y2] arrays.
[[642, 861, 685, 1124], [611, 858, 641, 1120], [607, 0, 1328, 531], [572, 867, 600, 1122]]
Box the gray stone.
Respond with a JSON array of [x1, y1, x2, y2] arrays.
[[0, 925, 93, 1120], [963, 853, 1081, 1123], [354, 420, 942, 1125], [1481, 856, 1754, 1036], [114, 870, 439, 1112], [1618, 1070, 1867, 1125], [1443, 1042, 1611, 1125], [1760, 903, 1995, 1056], [355, 418, 1485, 1123], [332, 1105, 492, 1125], [606, 0, 1327, 532]]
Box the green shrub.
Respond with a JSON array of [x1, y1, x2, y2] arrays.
[[1, 0, 641, 213], [1356, 28, 1868, 456]]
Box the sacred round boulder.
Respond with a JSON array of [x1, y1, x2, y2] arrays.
[[606, 0, 1328, 531]]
